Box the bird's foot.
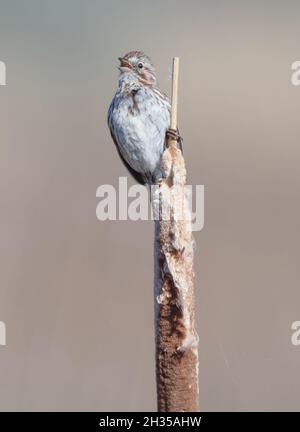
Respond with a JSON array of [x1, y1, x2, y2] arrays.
[[166, 128, 183, 150], [166, 128, 181, 141]]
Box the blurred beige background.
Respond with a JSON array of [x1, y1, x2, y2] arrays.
[[0, 0, 300, 411]]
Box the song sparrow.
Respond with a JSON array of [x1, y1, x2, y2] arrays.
[[108, 51, 181, 185]]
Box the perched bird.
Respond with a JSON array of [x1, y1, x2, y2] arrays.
[[108, 51, 181, 185]]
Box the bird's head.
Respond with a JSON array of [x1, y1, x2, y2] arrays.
[[118, 51, 157, 86]]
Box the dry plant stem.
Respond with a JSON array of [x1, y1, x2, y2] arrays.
[[170, 57, 179, 130], [153, 58, 199, 412]]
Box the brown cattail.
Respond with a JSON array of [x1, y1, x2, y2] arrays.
[[153, 58, 199, 412]]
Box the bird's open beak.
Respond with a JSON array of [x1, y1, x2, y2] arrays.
[[118, 57, 132, 72]]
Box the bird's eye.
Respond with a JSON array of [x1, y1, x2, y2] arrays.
[[137, 62, 143, 69]]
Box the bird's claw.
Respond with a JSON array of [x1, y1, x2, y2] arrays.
[[166, 128, 183, 151], [166, 128, 181, 142]]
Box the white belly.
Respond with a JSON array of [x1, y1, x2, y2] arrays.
[[110, 88, 170, 178]]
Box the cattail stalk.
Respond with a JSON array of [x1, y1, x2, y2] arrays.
[[153, 58, 199, 412]]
